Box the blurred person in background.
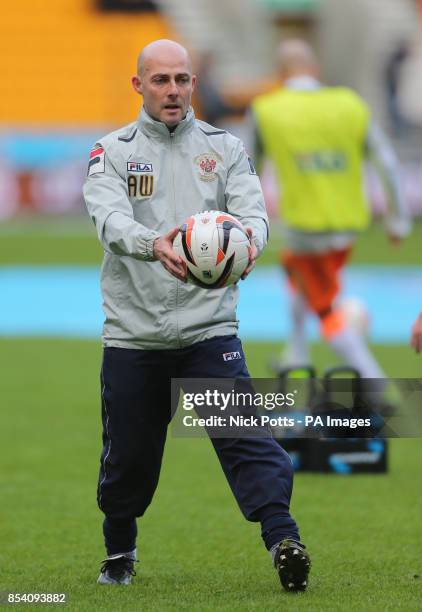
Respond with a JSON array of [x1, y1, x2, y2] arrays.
[[249, 39, 411, 379], [195, 51, 247, 126], [84, 39, 311, 593], [385, 40, 412, 137]]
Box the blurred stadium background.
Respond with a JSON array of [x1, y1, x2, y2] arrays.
[[1, 1, 421, 609]]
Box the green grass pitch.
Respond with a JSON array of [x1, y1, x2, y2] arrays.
[[0, 218, 421, 610], [0, 339, 421, 611]]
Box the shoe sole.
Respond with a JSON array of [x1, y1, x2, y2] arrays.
[[97, 573, 132, 585], [276, 544, 311, 592]]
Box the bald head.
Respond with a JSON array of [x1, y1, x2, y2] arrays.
[[132, 39, 196, 128], [277, 39, 318, 80], [137, 39, 192, 78]]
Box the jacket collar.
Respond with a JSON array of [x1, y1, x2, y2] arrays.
[[137, 106, 196, 139]]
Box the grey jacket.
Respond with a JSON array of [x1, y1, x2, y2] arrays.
[[83, 107, 269, 349]]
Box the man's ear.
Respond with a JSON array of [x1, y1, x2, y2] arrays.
[[132, 75, 142, 95], [191, 74, 197, 93]]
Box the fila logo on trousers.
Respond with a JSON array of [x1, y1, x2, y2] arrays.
[[128, 174, 154, 198], [223, 351, 241, 362]]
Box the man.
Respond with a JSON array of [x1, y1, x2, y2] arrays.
[[83, 39, 311, 592], [411, 312, 422, 353], [250, 39, 410, 378]]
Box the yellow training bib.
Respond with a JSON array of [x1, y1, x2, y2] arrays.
[[252, 87, 371, 231]]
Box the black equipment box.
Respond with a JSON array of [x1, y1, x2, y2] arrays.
[[274, 365, 388, 474], [281, 438, 388, 474]]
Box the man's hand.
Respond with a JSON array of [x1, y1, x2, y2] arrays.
[[387, 233, 403, 246], [153, 227, 187, 282], [385, 217, 411, 246], [411, 310, 422, 353], [241, 228, 257, 280]]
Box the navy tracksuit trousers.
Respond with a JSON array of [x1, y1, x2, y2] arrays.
[[98, 335, 300, 554]]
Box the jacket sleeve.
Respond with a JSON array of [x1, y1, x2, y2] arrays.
[[365, 122, 411, 239], [224, 139, 269, 256], [83, 145, 160, 260]]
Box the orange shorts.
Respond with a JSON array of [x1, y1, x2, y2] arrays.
[[282, 247, 352, 317]]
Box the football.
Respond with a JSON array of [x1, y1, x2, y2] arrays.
[[173, 210, 251, 288]]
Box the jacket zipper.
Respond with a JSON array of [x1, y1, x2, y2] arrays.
[[169, 131, 182, 348]]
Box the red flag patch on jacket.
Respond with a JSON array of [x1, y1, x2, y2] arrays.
[[87, 144, 105, 176]]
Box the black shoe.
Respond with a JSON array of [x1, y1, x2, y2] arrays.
[[97, 553, 137, 585], [274, 539, 311, 592]]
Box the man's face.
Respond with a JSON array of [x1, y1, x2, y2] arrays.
[[133, 51, 196, 127]]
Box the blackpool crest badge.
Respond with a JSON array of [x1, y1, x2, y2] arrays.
[[195, 152, 221, 182]]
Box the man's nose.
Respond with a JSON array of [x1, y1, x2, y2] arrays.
[[167, 80, 178, 96]]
